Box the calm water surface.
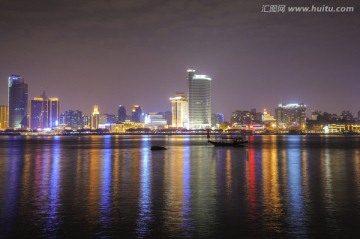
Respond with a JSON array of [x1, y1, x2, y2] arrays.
[[1, 135, 360, 238]]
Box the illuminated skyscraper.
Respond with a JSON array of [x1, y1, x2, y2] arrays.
[[131, 105, 142, 122], [28, 97, 48, 130], [91, 105, 100, 129], [8, 75, 28, 129], [275, 103, 306, 130], [48, 98, 60, 128], [118, 105, 126, 123], [170, 92, 188, 128], [0, 105, 8, 129], [188, 69, 212, 129]]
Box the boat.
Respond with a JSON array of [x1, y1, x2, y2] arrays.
[[151, 146, 167, 150], [208, 137, 247, 147]]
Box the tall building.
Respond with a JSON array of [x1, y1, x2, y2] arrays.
[[131, 105, 142, 122], [0, 105, 8, 129], [188, 69, 212, 129], [275, 103, 306, 130], [60, 110, 83, 129], [8, 75, 28, 129], [48, 98, 60, 128], [170, 92, 189, 128], [28, 97, 48, 130], [211, 113, 224, 128], [118, 105, 127, 123], [91, 105, 100, 129]]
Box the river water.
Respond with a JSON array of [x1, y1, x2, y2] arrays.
[[1, 135, 360, 238]]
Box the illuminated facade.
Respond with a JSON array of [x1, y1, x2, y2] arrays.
[[170, 92, 188, 128], [48, 98, 60, 128], [263, 109, 276, 129], [60, 110, 83, 129], [28, 97, 48, 130], [188, 69, 212, 129], [146, 112, 167, 129], [91, 105, 100, 129], [0, 105, 8, 129], [110, 120, 146, 133], [275, 103, 306, 130], [131, 105, 142, 123], [8, 75, 28, 129]]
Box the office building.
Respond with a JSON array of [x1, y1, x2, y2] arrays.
[[60, 110, 83, 129], [118, 105, 127, 123], [28, 97, 48, 130], [0, 105, 8, 129], [188, 69, 212, 129], [146, 112, 167, 129], [170, 92, 188, 128], [131, 105, 142, 122], [91, 105, 100, 129], [8, 75, 28, 129], [211, 113, 224, 128], [48, 98, 60, 128], [275, 103, 306, 130]]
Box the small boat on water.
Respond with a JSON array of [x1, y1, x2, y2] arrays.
[[208, 137, 248, 147]]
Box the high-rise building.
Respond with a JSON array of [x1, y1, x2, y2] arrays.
[[118, 105, 127, 123], [48, 98, 60, 128], [131, 105, 142, 122], [60, 110, 83, 129], [170, 92, 189, 128], [188, 69, 212, 129], [275, 103, 306, 130], [0, 105, 8, 129], [28, 97, 48, 130], [211, 113, 224, 128], [91, 105, 100, 129], [83, 115, 90, 128], [8, 75, 28, 129]]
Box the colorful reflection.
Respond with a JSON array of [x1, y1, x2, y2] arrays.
[[136, 148, 152, 237], [99, 136, 112, 236], [286, 136, 305, 236]]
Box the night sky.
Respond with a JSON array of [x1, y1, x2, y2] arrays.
[[1, 0, 359, 120]]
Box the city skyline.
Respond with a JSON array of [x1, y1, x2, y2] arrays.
[[1, 0, 359, 118]]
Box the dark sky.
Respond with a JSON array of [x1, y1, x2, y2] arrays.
[[1, 0, 359, 120]]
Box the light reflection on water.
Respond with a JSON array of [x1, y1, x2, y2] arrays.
[[1, 135, 360, 238]]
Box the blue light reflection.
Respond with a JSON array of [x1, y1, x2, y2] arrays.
[[136, 149, 152, 238]]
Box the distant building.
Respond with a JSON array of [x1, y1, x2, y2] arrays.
[[163, 111, 172, 126], [110, 120, 146, 133], [91, 105, 100, 129], [170, 92, 188, 128], [82, 115, 90, 128], [146, 112, 167, 129], [48, 98, 60, 128], [0, 105, 8, 129], [60, 110, 83, 129], [8, 75, 28, 129], [275, 103, 306, 130], [231, 110, 262, 125], [262, 109, 276, 129], [188, 69, 212, 129], [339, 110, 354, 123], [211, 113, 224, 128], [118, 105, 127, 123], [131, 105, 142, 122]]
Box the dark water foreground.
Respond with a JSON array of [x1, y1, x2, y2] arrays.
[[1, 135, 360, 238]]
